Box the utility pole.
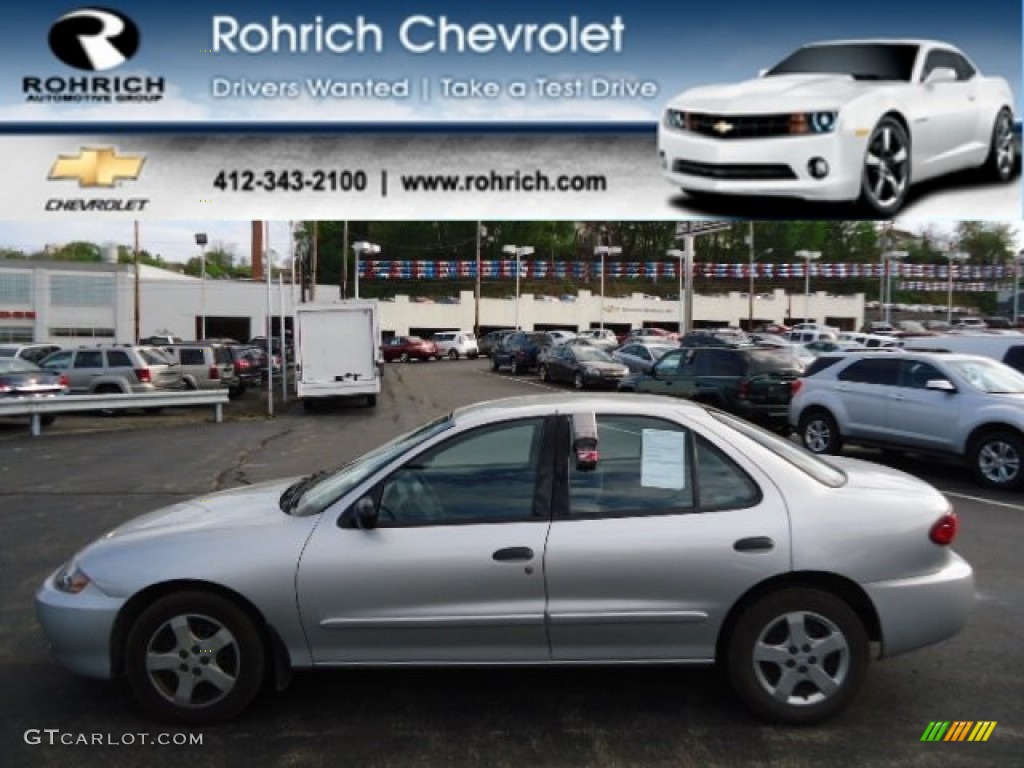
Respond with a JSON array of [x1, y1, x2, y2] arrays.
[[133, 221, 140, 342]]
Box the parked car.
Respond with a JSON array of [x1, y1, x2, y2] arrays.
[[0, 343, 62, 365], [575, 329, 620, 349], [139, 334, 183, 346], [904, 334, 1024, 375], [954, 317, 988, 330], [659, 39, 1015, 214], [478, 329, 516, 357], [431, 330, 480, 360], [0, 358, 67, 427], [544, 329, 578, 346], [680, 329, 752, 348], [491, 332, 553, 374], [620, 346, 804, 429], [35, 394, 973, 724], [791, 350, 1024, 489], [612, 342, 678, 374], [538, 345, 629, 389], [39, 345, 184, 395], [380, 336, 438, 363], [161, 343, 240, 397]]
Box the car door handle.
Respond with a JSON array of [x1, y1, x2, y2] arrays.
[[734, 537, 774, 553], [493, 547, 534, 562]]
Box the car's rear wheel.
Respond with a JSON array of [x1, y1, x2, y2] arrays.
[[447, 349, 459, 360], [969, 430, 1024, 490], [727, 588, 869, 725], [399, 352, 410, 363], [982, 108, 1015, 182], [125, 591, 265, 724], [860, 117, 911, 216], [798, 410, 841, 455], [538, 364, 550, 382]]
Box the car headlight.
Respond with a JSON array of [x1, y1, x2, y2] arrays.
[[789, 111, 838, 134], [54, 561, 90, 594], [664, 108, 688, 130]]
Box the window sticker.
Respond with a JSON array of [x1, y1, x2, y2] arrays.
[[641, 429, 686, 490]]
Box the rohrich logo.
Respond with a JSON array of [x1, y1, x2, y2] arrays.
[[49, 7, 140, 71]]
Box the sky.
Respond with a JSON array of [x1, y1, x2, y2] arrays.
[[0, 0, 1018, 122]]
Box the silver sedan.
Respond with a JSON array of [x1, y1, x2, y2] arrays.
[[612, 342, 678, 373], [36, 394, 973, 724]]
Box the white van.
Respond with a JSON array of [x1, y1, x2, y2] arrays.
[[432, 330, 480, 360], [905, 334, 1024, 373]]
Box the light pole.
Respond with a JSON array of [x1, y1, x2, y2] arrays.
[[502, 244, 534, 329], [944, 249, 969, 325], [881, 250, 908, 325], [594, 244, 622, 330], [1013, 249, 1024, 327], [795, 250, 821, 323], [667, 248, 685, 334], [475, 224, 490, 338], [746, 222, 755, 331], [351, 241, 380, 299], [194, 232, 208, 339]]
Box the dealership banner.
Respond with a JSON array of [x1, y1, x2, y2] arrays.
[[0, 0, 1020, 220]]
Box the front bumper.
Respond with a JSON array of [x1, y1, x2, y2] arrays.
[[864, 552, 975, 659], [658, 125, 865, 202], [36, 569, 124, 679]]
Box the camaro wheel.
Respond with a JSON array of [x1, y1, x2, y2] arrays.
[[798, 410, 841, 455], [727, 588, 869, 725], [860, 117, 911, 216], [125, 591, 265, 723], [983, 108, 1015, 182], [969, 431, 1024, 490]]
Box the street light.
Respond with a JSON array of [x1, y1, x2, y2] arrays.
[[746, 222, 755, 331], [502, 244, 534, 329], [594, 244, 622, 330], [944, 249, 969, 325], [1013, 249, 1024, 327], [667, 248, 686, 334], [351, 241, 380, 299], [881, 250, 908, 325], [194, 232, 208, 339], [795, 250, 821, 323]]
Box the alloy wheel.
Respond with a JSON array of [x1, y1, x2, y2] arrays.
[[862, 119, 910, 214], [977, 438, 1021, 486], [144, 613, 240, 709], [993, 111, 1015, 179]]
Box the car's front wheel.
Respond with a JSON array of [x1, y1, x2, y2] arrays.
[[125, 591, 266, 723], [982, 108, 1016, 182], [798, 410, 842, 455], [447, 350, 459, 360], [969, 430, 1024, 490], [727, 588, 869, 725], [860, 117, 911, 216]]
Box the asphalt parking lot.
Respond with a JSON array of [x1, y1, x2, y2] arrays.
[[2, 359, 1022, 768]]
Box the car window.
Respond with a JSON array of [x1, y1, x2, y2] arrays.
[[106, 349, 132, 368], [73, 350, 103, 369], [946, 358, 1024, 393], [140, 348, 170, 365], [654, 351, 683, 375], [1001, 346, 1024, 374], [567, 415, 695, 517], [40, 350, 72, 370], [922, 49, 975, 81], [179, 348, 205, 366], [377, 418, 546, 525], [701, 350, 743, 377], [900, 360, 945, 389], [214, 348, 233, 365], [694, 436, 762, 511], [837, 358, 901, 385]]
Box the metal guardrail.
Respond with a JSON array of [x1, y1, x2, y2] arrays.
[[0, 390, 230, 437]]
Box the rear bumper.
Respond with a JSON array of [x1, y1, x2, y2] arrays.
[[864, 553, 975, 658]]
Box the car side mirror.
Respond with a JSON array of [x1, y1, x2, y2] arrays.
[[342, 496, 379, 530], [924, 67, 957, 85], [925, 379, 956, 392]]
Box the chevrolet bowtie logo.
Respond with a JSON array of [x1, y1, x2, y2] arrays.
[[712, 120, 735, 135], [49, 148, 145, 187]]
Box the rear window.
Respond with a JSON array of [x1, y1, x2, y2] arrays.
[[804, 355, 846, 377], [140, 348, 171, 365], [744, 349, 803, 374], [106, 349, 132, 367]]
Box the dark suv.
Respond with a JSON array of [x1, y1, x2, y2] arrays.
[[491, 332, 554, 374], [619, 346, 804, 428]]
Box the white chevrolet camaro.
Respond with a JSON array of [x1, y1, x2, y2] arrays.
[[658, 40, 1016, 215]]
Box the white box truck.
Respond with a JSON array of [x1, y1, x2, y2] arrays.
[[295, 300, 382, 409]]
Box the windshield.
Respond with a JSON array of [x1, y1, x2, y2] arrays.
[[291, 414, 454, 516], [575, 347, 614, 363], [947, 358, 1024, 393], [766, 43, 919, 81], [710, 410, 847, 487]]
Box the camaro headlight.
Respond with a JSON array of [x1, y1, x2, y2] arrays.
[[664, 108, 688, 130], [790, 111, 838, 134], [54, 561, 90, 594]]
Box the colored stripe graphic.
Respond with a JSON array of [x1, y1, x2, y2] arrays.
[[922, 722, 950, 741], [968, 722, 997, 742], [945, 721, 973, 741]]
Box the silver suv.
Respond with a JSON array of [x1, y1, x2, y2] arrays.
[[39, 345, 183, 395], [790, 351, 1024, 489], [162, 343, 240, 395], [431, 330, 479, 360]]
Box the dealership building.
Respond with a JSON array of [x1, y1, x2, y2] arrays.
[[0, 259, 865, 344]]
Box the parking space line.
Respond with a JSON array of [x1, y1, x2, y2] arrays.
[[476, 370, 560, 392], [941, 490, 1024, 512]]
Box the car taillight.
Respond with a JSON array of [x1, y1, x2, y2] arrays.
[[209, 365, 220, 380], [791, 379, 803, 395], [235, 359, 249, 372], [929, 513, 959, 546], [134, 368, 152, 383], [59, 374, 69, 388], [737, 380, 750, 399]]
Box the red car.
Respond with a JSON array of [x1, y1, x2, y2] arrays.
[[381, 336, 438, 362]]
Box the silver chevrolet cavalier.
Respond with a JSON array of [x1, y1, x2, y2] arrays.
[[36, 395, 973, 724]]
